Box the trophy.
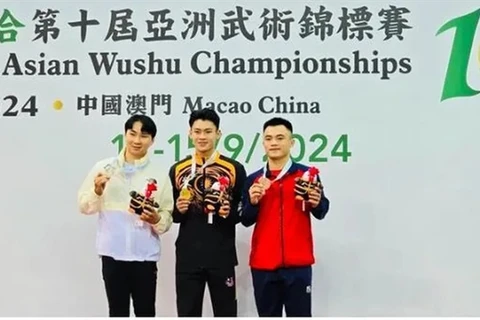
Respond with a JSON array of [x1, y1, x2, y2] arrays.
[[128, 178, 160, 215], [204, 176, 230, 224], [295, 166, 320, 211]]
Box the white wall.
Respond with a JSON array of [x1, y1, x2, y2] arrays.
[[1, 0, 480, 316]]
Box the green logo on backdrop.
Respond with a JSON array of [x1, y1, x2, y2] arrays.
[[436, 8, 480, 101]]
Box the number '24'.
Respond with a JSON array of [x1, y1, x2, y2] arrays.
[[2, 96, 38, 116]]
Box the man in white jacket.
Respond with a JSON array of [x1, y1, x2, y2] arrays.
[[77, 115, 173, 317]]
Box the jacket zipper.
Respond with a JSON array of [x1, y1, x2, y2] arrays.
[[202, 157, 206, 212], [126, 174, 132, 256], [279, 181, 285, 267]]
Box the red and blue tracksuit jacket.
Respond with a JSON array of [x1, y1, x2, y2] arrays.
[[241, 162, 330, 270]]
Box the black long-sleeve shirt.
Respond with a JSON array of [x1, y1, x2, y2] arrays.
[[169, 152, 246, 271]]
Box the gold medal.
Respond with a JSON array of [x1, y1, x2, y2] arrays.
[[180, 188, 191, 199], [258, 177, 271, 190]]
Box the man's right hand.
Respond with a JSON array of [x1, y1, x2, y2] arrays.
[[176, 197, 191, 214], [94, 173, 110, 196], [248, 183, 265, 205]]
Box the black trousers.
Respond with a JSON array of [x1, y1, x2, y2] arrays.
[[175, 266, 237, 317], [251, 266, 312, 317], [101, 256, 158, 317]]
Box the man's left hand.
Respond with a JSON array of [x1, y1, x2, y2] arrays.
[[140, 204, 160, 224], [218, 199, 230, 218], [307, 186, 322, 208]]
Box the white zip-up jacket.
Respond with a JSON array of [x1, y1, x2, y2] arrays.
[[77, 149, 173, 262]]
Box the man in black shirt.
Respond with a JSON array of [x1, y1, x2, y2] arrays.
[[169, 109, 246, 317]]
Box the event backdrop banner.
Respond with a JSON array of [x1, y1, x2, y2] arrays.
[[1, 0, 480, 317]]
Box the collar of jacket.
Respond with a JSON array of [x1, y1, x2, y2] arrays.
[[116, 146, 150, 169], [191, 150, 221, 164], [264, 159, 302, 178]]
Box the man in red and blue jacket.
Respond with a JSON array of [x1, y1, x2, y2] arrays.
[[241, 117, 330, 317]]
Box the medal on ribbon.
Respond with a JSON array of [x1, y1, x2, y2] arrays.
[[180, 187, 192, 200], [103, 159, 120, 178], [260, 157, 292, 192], [258, 176, 271, 190]]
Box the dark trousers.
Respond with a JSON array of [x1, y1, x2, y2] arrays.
[[101, 256, 157, 317], [251, 266, 312, 317], [175, 266, 237, 317]]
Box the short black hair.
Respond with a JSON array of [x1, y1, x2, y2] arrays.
[[124, 115, 157, 138], [263, 117, 293, 133], [189, 109, 220, 129]]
